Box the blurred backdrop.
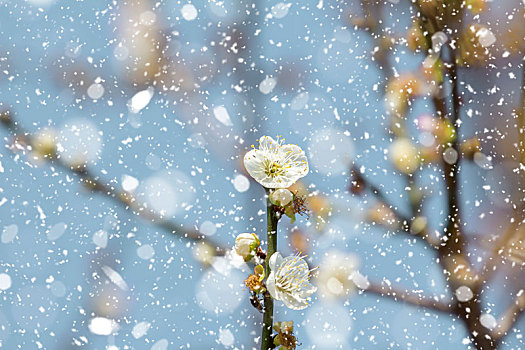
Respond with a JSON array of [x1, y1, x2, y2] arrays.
[[0, 0, 525, 349]]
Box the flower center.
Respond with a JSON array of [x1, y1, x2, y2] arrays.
[[266, 161, 284, 178]]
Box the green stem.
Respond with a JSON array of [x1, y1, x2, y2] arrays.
[[261, 188, 279, 350]]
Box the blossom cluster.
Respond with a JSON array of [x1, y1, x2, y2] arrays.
[[234, 136, 317, 311]]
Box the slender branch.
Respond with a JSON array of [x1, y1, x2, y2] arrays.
[[261, 189, 279, 350], [481, 213, 519, 283], [492, 289, 525, 341], [518, 57, 525, 167], [0, 111, 228, 256], [440, 44, 463, 256], [435, 42, 498, 350], [370, 182, 411, 224], [360, 280, 455, 314], [352, 165, 440, 248]]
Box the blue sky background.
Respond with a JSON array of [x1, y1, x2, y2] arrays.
[[0, 0, 524, 349]]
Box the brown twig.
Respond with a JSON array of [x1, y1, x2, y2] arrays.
[[481, 213, 520, 283], [352, 165, 440, 248], [434, 42, 497, 350], [439, 44, 464, 256], [518, 57, 525, 167], [492, 289, 525, 341], [0, 110, 228, 256], [360, 280, 455, 314]]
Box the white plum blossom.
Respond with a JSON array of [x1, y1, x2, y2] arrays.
[[316, 250, 360, 300], [234, 233, 260, 262], [244, 136, 308, 188], [266, 252, 317, 310]]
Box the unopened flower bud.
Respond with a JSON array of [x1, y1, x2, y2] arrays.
[[32, 128, 57, 159], [417, 0, 438, 18], [366, 203, 400, 229], [254, 264, 264, 276], [460, 137, 481, 160], [407, 22, 428, 52], [385, 74, 422, 117], [420, 146, 440, 164], [410, 216, 427, 235], [234, 233, 260, 262], [466, 0, 486, 14], [270, 188, 293, 207], [193, 242, 215, 266], [389, 138, 420, 174]]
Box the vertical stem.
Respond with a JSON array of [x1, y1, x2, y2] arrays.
[[442, 45, 462, 254], [261, 188, 279, 350], [442, 45, 496, 350], [519, 59, 525, 166]]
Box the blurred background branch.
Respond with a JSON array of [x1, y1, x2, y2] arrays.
[[361, 279, 455, 314], [0, 109, 228, 257]]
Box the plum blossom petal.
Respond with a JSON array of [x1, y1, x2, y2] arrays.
[[244, 136, 309, 188], [266, 252, 317, 310]]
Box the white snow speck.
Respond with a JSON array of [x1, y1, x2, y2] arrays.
[[132, 321, 151, 339], [137, 244, 155, 260], [455, 286, 474, 302], [259, 76, 277, 94], [101, 265, 129, 291], [431, 31, 448, 53], [122, 174, 139, 192], [181, 4, 197, 21], [351, 271, 370, 289], [477, 27, 496, 48], [219, 328, 235, 346], [88, 317, 119, 336], [271, 3, 291, 19], [58, 117, 103, 165], [443, 147, 458, 165], [232, 174, 250, 193], [1, 224, 18, 244], [480, 313, 497, 330], [199, 221, 217, 236], [213, 106, 233, 126], [0, 273, 12, 290], [128, 88, 154, 114], [47, 222, 67, 241], [87, 83, 104, 100], [151, 339, 168, 350], [291, 92, 309, 110], [37, 205, 46, 220], [50, 280, 66, 298], [92, 230, 108, 249]]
